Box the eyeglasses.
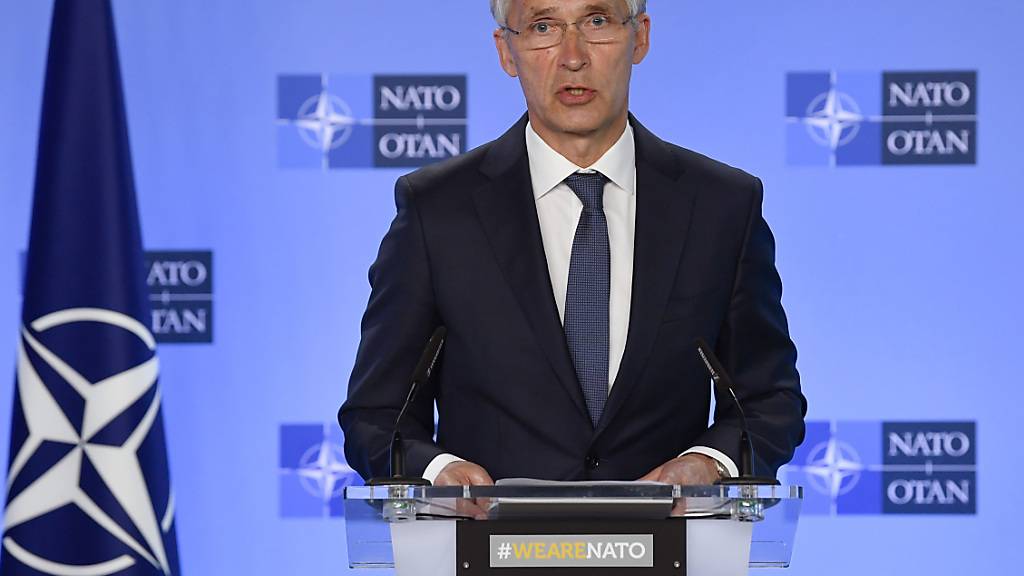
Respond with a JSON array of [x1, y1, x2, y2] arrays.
[[502, 13, 637, 50]]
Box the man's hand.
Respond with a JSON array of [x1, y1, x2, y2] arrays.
[[639, 454, 722, 517], [638, 454, 721, 485], [433, 461, 494, 520], [434, 460, 495, 486]]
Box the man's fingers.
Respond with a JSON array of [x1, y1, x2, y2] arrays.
[[639, 456, 719, 485], [454, 497, 488, 520], [670, 498, 688, 517], [435, 461, 494, 487], [454, 464, 493, 519], [468, 466, 495, 486], [657, 456, 719, 486], [433, 469, 462, 486]]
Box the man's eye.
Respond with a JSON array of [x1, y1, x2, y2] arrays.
[[531, 21, 555, 34], [589, 15, 610, 27]]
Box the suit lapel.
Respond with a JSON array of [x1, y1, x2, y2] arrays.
[[596, 117, 696, 438], [473, 116, 590, 419]]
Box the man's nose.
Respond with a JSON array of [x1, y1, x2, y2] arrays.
[[558, 26, 589, 71]]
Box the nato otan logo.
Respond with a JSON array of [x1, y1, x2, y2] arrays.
[[278, 424, 361, 518], [145, 251, 213, 344], [781, 421, 976, 515], [786, 71, 977, 166], [276, 74, 467, 169]]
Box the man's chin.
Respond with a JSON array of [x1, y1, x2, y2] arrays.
[[557, 118, 624, 139], [543, 113, 606, 136], [529, 106, 626, 140]]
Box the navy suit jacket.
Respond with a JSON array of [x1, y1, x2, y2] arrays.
[[339, 114, 806, 481]]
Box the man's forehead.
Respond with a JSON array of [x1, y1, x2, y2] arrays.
[[511, 0, 626, 20]]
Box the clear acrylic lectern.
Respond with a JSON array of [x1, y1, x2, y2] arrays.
[[344, 483, 801, 575]]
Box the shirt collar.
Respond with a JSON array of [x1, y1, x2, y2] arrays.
[[525, 121, 636, 200]]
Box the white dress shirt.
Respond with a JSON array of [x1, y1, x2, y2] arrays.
[[421, 123, 738, 482]]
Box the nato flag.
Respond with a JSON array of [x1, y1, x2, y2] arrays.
[[1, 1, 181, 574]]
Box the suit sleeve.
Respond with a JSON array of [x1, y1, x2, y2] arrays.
[[338, 176, 445, 480], [691, 177, 807, 477]]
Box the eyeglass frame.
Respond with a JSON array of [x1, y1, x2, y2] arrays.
[[500, 13, 639, 50]]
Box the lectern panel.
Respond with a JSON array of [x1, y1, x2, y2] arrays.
[[455, 519, 686, 575]]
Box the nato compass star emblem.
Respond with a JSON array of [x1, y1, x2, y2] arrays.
[[276, 73, 369, 171], [296, 439, 357, 503], [802, 437, 864, 509], [786, 420, 868, 512], [292, 90, 357, 153], [785, 70, 881, 166], [3, 308, 175, 575], [802, 73, 864, 164], [278, 424, 360, 518]]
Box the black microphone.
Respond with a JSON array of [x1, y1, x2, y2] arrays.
[[367, 326, 447, 486], [695, 338, 780, 486]]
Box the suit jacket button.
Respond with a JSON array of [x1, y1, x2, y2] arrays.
[[585, 455, 600, 470]]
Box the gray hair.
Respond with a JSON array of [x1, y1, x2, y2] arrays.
[[490, 0, 647, 27]]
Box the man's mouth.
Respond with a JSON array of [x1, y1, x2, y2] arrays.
[[557, 85, 597, 104], [561, 85, 593, 95]]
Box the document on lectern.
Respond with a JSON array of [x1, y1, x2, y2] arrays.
[[488, 479, 674, 519]]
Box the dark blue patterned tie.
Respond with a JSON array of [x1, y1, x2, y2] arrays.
[[563, 172, 610, 427]]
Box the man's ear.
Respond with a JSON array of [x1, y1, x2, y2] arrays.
[[632, 14, 651, 65], [494, 29, 520, 78]]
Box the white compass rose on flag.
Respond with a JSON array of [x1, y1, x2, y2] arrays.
[[3, 308, 175, 576]]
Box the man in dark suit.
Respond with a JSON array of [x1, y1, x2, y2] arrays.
[[339, 0, 806, 487]]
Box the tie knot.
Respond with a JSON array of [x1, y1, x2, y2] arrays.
[[565, 172, 607, 211]]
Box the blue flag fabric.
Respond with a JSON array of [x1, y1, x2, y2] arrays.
[[1, 1, 180, 574]]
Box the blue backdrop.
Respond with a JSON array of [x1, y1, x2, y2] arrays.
[[1, 1, 1020, 574]]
